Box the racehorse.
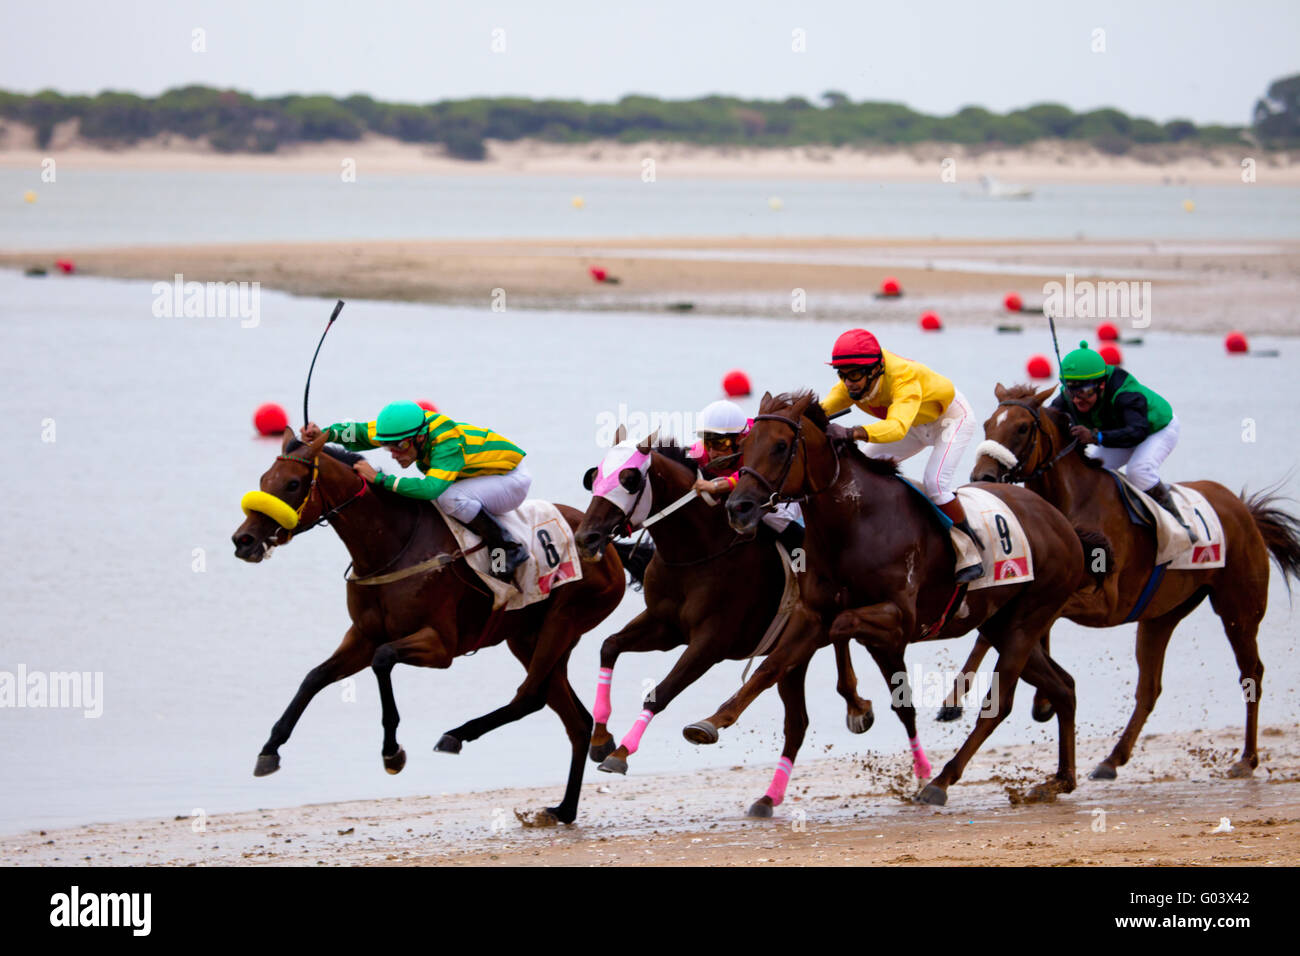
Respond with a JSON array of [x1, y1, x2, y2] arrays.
[[231, 429, 625, 824], [681, 391, 1099, 806], [574, 430, 875, 817], [963, 383, 1300, 779]]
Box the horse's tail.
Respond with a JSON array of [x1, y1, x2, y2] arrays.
[[613, 537, 656, 591], [1242, 482, 1300, 596], [1074, 528, 1113, 590]]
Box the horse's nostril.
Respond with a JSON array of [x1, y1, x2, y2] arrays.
[[234, 533, 254, 548]]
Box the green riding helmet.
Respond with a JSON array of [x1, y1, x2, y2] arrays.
[[1059, 340, 1108, 383], [374, 400, 429, 442]]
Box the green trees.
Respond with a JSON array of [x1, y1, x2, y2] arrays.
[[1253, 73, 1300, 146]]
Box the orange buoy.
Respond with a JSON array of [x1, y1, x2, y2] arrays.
[[880, 277, 902, 297], [1026, 355, 1052, 379], [1224, 331, 1248, 354], [722, 369, 751, 397], [1004, 292, 1023, 312], [919, 311, 942, 331], [254, 403, 289, 436], [1099, 344, 1123, 366], [416, 399, 439, 414], [1096, 322, 1119, 341]]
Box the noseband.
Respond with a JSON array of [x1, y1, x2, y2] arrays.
[[990, 401, 1078, 483]]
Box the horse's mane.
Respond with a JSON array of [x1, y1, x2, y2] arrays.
[[762, 389, 900, 477]]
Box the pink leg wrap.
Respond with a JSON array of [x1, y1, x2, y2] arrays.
[[619, 709, 654, 754], [909, 735, 932, 779], [593, 667, 613, 724], [765, 756, 795, 805]]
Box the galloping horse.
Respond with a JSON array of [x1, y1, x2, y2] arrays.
[[231, 429, 625, 823], [964, 383, 1300, 779], [574, 431, 875, 817], [682, 391, 1098, 806]]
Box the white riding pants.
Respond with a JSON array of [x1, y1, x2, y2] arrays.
[[1089, 414, 1180, 491], [862, 390, 977, 505], [436, 463, 533, 523]]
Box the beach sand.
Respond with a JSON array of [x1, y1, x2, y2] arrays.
[[2, 725, 1295, 867]]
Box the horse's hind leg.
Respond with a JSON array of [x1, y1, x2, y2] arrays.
[[833, 640, 874, 734], [1016, 642, 1077, 798], [1209, 588, 1265, 777], [939, 633, 990, 722], [255, 625, 374, 777], [371, 627, 453, 773], [538, 658, 592, 825], [748, 658, 811, 818]]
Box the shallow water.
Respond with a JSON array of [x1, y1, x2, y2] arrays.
[[0, 269, 1296, 835]]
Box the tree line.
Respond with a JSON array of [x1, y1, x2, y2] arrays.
[[2, 79, 1294, 160]]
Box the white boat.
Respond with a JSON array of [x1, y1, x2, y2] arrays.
[[979, 174, 1034, 200]]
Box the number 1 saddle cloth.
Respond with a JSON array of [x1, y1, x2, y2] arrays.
[[436, 499, 584, 610]]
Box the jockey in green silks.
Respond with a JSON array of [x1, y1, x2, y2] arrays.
[[303, 400, 532, 581]]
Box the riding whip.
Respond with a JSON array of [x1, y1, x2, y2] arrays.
[[304, 300, 345, 427]]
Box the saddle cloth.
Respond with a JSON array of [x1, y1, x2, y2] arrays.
[[437, 499, 583, 610], [1109, 472, 1226, 569], [954, 486, 1036, 591]]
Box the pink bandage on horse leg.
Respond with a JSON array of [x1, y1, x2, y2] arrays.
[[619, 709, 655, 754], [764, 755, 795, 805], [909, 735, 932, 779], [593, 666, 613, 724]]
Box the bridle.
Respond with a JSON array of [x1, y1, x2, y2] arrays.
[[737, 411, 841, 508], [990, 401, 1078, 484], [274, 451, 371, 537]]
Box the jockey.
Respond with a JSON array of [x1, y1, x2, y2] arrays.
[[1052, 341, 1195, 542], [302, 401, 532, 581], [689, 400, 804, 553], [821, 328, 984, 582]]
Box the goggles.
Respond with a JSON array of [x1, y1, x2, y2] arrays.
[[837, 365, 878, 384], [1064, 381, 1103, 398], [381, 435, 417, 452], [701, 434, 739, 451]]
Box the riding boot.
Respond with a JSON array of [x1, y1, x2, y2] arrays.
[[464, 508, 531, 583], [938, 498, 985, 584], [1145, 481, 1198, 544]]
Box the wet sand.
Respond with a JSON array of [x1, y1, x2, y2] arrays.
[[3, 236, 1297, 335], [4, 725, 1295, 867]]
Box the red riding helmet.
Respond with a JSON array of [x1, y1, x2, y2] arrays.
[[828, 329, 883, 368]]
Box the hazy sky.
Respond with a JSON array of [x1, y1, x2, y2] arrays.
[[3, 1, 1296, 124]]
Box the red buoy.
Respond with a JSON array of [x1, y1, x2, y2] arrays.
[[1096, 322, 1119, 341], [1224, 331, 1248, 354], [1026, 355, 1052, 379], [722, 369, 752, 397], [919, 311, 942, 331], [416, 399, 439, 414], [253, 403, 289, 436], [880, 277, 902, 297], [589, 266, 608, 283], [1099, 344, 1123, 366], [1004, 292, 1023, 312], [55, 259, 75, 274]]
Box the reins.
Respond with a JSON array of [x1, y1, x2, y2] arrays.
[[738, 411, 842, 508], [992, 401, 1079, 483]]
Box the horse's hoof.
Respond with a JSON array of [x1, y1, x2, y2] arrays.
[[846, 709, 874, 735], [545, 806, 576, 825], [915, 783, 948, 806], [746, 798, 774, 818], [383, 747, 406, 774], [434, 734, 462, 754], [1227, 759, 1256, 779], [682, 721, 719, 745], [936, 705, 963, 722], [1089, 762, 1117, 780], [589, 737, 616, 763], [1031, 699, 1056, 723], [253, 753, 280, 777], [598, 755, 628, 775]]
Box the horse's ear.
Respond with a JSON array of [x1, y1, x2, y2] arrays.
[[582, 466, 597, 491], [792, 392, 817, 417], [993, 382, 1008, 401], [636, 429, 658, 454], [281, 427, 295, 452], [614, 424, 627, 445], [1032, 385, 1056, 406], [759, 390, 773, 412]]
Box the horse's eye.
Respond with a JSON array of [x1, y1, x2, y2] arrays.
[[773, 440, 788, 455], [286, 479, 301, 492], [1017, 424, 1029, 435]]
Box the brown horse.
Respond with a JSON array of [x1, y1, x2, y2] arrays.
[[963, 383, 1300, 779], [573, 432, 875, 817], [231, 429, 625, 823], [682, 391, 1096, 806]]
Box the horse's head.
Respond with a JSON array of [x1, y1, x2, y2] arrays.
[[727, 390, 826, 536], [575, 426, 656, 561], [232, 429, 333, 562], [971, 383, 1058, 483]]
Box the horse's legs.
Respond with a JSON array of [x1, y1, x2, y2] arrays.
[[1208, 588, 1266, 777], [590, 610, 681, 763], [599, 620, 727, 774], [939, 633, 990, 721], [254, 625, 374, 776], [1091, 603, 1194, 779], [539, 654, 593, 824], [747, 658, 812, 818], [1015, 642, 1078, 796], [833, 640, 874, 734], [371, 626, 454, 773]]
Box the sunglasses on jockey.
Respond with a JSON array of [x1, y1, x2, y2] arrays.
[[701, 433, 739, 453], [836, 363, 881, 385], [380, 434, 421, 453], [1063, 380, 1104, 398]]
